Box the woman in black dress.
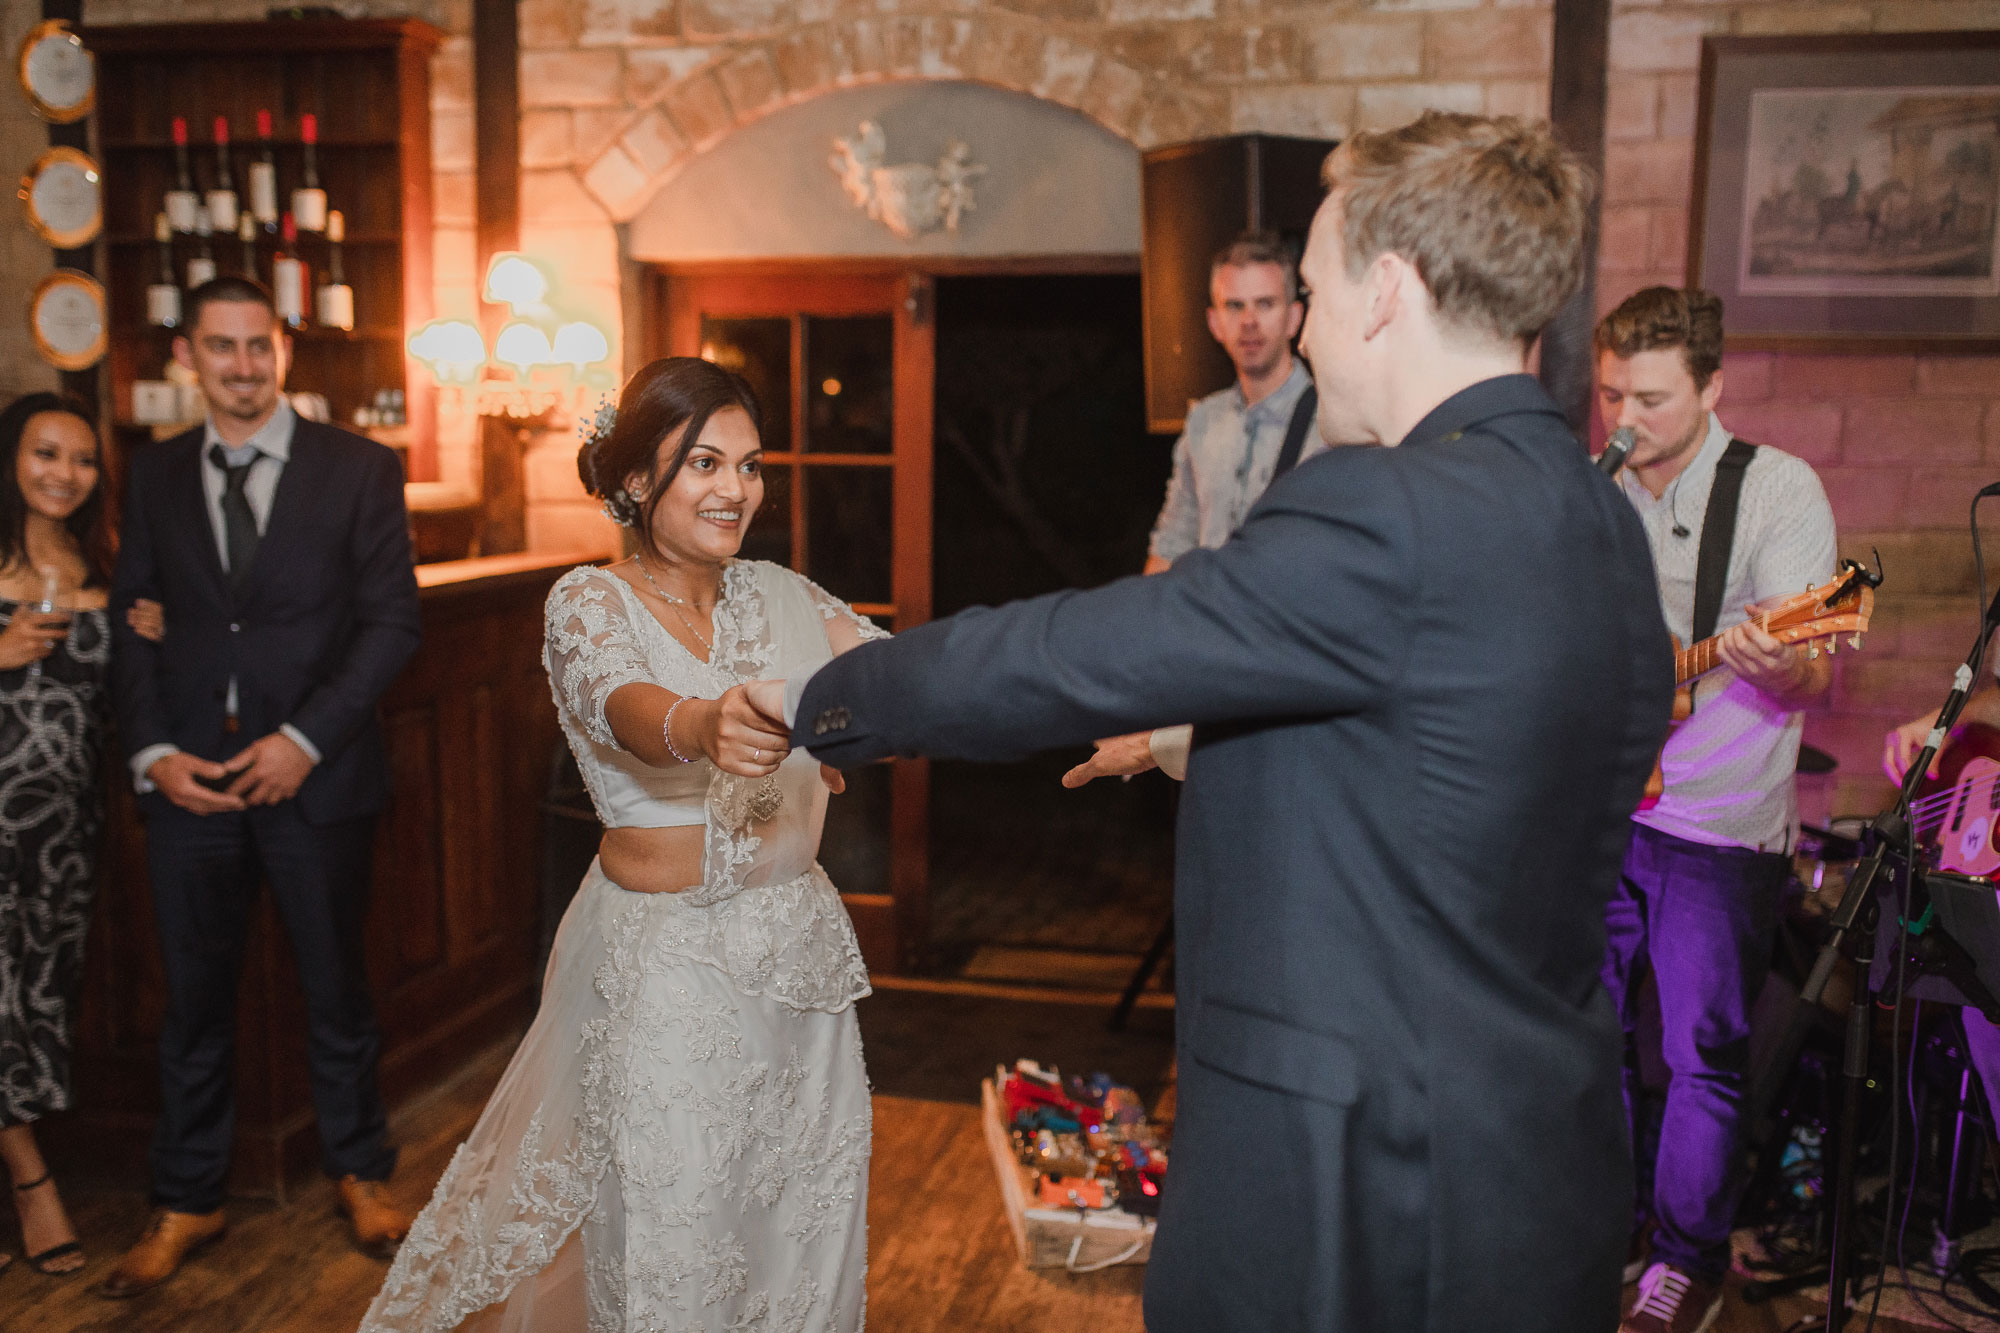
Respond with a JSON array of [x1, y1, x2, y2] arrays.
[[0, 391, 156, 1278]]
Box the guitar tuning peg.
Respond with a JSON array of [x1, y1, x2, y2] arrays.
[[1850, 633, 1862, 649], [1825, 636, 1838, 655], [1808, 643, 1821, 660]]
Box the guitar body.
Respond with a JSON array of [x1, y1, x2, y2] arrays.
[[1914, 722, 2000, 875], [1638, 658, 1696, 811]]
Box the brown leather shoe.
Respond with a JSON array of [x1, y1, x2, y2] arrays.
[[338, 1175, 411, 1260], [96, 1208, 226, 1299]]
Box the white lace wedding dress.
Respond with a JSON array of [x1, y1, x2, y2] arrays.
[[361, 560, 883, 1333]]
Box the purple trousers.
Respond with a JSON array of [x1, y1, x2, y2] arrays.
[[1603, 823, 1788, 1283]]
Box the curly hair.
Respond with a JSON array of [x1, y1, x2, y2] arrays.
[[1321, 111, 1595, 346], [1593, 286, 1726, 390], [576, 357, 762, 554], [0, 391, 114, 587]]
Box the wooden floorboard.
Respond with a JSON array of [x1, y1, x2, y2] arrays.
[[0, 1029, 1940, 1333]]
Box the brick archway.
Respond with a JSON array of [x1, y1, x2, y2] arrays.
[[571, 16, 1221, 222]]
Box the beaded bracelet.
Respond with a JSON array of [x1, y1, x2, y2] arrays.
[[663, 696, 695, 764]]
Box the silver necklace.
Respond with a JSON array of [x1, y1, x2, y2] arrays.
[[633, 556, 714, 651]]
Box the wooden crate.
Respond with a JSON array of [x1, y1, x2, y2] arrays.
[[980, 1077, 1156, 1272]]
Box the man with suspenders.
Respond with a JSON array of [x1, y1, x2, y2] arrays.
[[1144, 231, 1326, 576], [1596, 286, 1837, 1333]]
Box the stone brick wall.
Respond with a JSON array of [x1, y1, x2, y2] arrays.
[[1594, 0, 2000, 818], [513, 0, 1558, 556]]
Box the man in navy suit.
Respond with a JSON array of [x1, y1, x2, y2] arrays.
[[101, 278, 421, 1297], [753, 113, 1673, 1331]]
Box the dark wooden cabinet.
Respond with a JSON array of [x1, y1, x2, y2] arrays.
[[48, 556, 585, 1200], [1140, 134, 1336, 434], [79, 19, 440, 480]]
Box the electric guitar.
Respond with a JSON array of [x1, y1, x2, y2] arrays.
[[1640, 559, 1879, 808], [1912, 723, 2000, 875]]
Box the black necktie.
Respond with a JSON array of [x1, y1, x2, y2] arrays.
[[208, 444, 261, 592]]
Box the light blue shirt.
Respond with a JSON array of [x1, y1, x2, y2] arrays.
[[1148, 360, 1326, 565]]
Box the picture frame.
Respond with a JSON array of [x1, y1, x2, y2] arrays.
[[1688, 31, 2000, 353]]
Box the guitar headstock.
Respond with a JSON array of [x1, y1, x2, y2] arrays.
[[1758, 558, 1879, 657]]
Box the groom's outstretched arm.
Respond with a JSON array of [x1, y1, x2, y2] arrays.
[[793, 450, 1417, 770]]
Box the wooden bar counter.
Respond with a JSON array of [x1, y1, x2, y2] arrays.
[[47, 550, 605, 1200]]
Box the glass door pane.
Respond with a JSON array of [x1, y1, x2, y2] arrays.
[[805, 316, 893, 454]]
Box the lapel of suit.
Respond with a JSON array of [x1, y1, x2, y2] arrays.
[[171, 431, 231, 597], [241, 421, 320, 603]]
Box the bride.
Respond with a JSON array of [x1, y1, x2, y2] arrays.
[[362, 357, 883, 1332]]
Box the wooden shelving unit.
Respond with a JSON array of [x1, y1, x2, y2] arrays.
[[79, 18, 441, 478]]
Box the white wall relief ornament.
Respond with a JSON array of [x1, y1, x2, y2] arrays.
[[829, 122, 986, 241]]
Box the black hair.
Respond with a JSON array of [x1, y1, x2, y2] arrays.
[[0, 391, 113, 587], [577, 357, 762, 557], [183, 274, 278, 334]]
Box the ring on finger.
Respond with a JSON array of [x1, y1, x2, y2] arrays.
[[753, 747, 764, 763]]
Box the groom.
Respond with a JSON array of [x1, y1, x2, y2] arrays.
[[753, 113, 1672, 1331]]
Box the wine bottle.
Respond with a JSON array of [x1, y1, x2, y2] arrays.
[[166, 117, 199, 233], [272, 211, 308, 330], [249, 109, 279, 231], [315, 209, 354, 331], [237, 210, 259, 281], [206, 116, 239, 233], [147, 211, 181, 328], [186, 205, 217, 288], [292, 112, 327, 233]]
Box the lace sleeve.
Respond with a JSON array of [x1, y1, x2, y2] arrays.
[[794, 572, 891, 650], [544, 567, 653, 749]]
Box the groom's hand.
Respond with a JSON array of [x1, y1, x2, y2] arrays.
[[1061, 732, 1159, 788]]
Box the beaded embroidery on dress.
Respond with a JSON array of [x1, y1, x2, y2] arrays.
[[362, 560, 880, 1333]]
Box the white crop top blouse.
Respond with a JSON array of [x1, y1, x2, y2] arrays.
[[543, 560, 886, 830]]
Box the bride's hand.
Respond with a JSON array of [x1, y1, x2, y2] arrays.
[[687, 684, 791, 778], [742, 677, 786, 727], [1061, 732, 1159, 788]]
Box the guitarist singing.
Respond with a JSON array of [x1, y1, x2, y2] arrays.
[[1596, 287, 1836, 1333]]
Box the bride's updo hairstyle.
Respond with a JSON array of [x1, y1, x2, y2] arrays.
[[578, 356, 761, 556]]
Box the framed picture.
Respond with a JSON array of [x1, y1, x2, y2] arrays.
[[1689, 31, 2000, 352]]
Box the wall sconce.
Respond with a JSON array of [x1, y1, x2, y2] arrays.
[[408, 252, 611, 427]]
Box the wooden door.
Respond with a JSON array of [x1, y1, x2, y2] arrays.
[[657, 266, 933, 973]]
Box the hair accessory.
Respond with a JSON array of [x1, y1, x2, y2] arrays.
[[579, 395, 617, 450], [579, 396, 638, 525]]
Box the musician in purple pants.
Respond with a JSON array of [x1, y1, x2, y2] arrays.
[[1596, 287, 1836, 1333]]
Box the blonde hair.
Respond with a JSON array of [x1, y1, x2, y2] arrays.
[[1320, 111, 1595, 345]]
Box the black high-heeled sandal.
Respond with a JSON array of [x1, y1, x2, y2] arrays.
[[12, 1172, 83, 1275]]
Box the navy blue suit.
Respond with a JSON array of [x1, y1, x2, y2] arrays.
[[796, 376, 1673, 1331], [111, 418, 420, 1209]]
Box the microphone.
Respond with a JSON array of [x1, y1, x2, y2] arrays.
[[1598, 426, 1636, 478]]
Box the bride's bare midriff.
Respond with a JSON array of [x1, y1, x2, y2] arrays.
[[599, 825, 705, 895]]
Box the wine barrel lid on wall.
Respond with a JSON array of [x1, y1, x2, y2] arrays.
[[1139, 134, 1336, 436]]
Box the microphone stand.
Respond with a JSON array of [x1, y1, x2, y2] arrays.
[[1763, 575, 1986, 1332]]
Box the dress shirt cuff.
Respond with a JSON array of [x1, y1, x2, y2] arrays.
[[131, 743, 181, 795], [1148, 725, 1192, 782], [280, 724, 323, 765], [782, 669, 820, 730]]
